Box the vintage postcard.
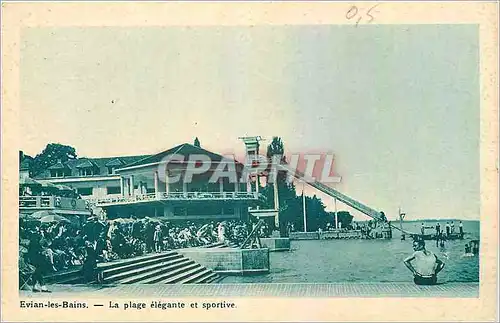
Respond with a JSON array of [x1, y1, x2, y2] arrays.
[[1, 1, 498, 322]]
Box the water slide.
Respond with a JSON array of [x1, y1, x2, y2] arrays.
[[276, 164, 418, 236]]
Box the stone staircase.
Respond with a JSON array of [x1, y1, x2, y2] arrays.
[[99, 251, 220, 284], [45, 251, 221, 285], [44, 266, 84, 285]]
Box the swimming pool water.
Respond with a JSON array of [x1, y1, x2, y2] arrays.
[[220, 220, 480, 283]]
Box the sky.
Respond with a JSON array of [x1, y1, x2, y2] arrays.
[[20, 25, 480, 221]]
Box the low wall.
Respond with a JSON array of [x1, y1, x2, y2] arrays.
[[178, 248, 269, 275], [320, 230, 363, 240], [289, 232, 320, 240], [289, 230, 366, 240], [260, 238, 291, 251]]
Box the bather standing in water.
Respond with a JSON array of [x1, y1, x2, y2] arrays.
[[404, 239, 445, 285]]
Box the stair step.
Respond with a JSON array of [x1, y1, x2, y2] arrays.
[[118, 258, 195, 284], [103, 253, 183, 277], [141, 263, 202, 284], [212, 275, 227, 283], [181, 269, 217, 284], [45, 267, 82, 281], [179, 268, 212, 284], [104, 257, 189, 283], [201, 273, 221, 284], [158, 265, 206, 284], [98, 251, 177, 271], [200, 272, 220, 284], [143, 263, 202, 284], [52, 274, 84, 285]]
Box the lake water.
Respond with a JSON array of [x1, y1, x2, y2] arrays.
[[220, 220, 480, 283]]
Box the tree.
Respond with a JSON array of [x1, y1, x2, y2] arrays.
[[265, 137, 300, 236], [19, 151, 33, 163], [266, 137, 286, 164], [31, 143, 77, 176], [19, 151, 34, 175], [327, 210, 354, 228], [194, 137, 201, 148], [336, 211, 354, 228], [304, 195, 329, 231]]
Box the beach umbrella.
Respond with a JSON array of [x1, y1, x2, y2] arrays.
[[29, 210, 55, 219], [20, 213, 42, 222], [39, 214, 70, 223], [19, 177, 43, 186], [113, 218, 133, 223], [55, 184, 74, 191], [38, 181, 57, 188]]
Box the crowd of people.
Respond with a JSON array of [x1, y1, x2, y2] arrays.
[[19, 215, 267, 292], [285, 219, 391, 239], [428, 221, 465, 247]]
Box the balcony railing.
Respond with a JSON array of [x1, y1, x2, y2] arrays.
[[93, 191, 259, 206], [19, 196, 89, 210], [19, 196, 54, 208]]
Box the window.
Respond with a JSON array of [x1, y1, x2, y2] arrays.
[[187, 205, 223, 216], [77, 187, 93, 196], [173, 207, 187, 216], [79, 168, 93, 176], [106, 186, 121, 195], [50, 170, 65, 178], [78, 167, 99, 176], [107, 167, 114, 175]]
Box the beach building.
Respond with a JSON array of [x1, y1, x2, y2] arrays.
[[24, 143, 259, 222], [31, 154, 150, 200]]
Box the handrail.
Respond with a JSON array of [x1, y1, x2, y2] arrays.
[[93, 191, 259, 205], [19, 196, 53, 208], [19, 196, 90, 210], [239, 219, 264, 249]]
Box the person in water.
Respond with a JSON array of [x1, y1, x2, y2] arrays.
[[404, 239, 445, 285], [435, 229, 444, 247]]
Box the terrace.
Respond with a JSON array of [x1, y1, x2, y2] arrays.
[[19, 196, 90, 215], [90, 191, 260, 207]]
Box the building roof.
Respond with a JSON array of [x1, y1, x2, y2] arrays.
[[33, 143, 243, 179], [104, 158, 125, 167], [47, 161, 71, 170], [75, 159, 98, 168], [123, 143, 231, 168], [34, 154, 151, 179]]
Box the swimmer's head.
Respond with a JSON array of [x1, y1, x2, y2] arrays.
[[413, 239, 425, 251]]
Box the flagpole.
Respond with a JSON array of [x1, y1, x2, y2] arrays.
[[302, 182, 307, 232], [334, 197, 338, 229]]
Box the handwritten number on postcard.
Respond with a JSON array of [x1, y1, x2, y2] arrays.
[[346, 4, 379, 27]]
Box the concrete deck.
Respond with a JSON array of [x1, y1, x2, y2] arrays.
[[20, 282, 478, 298]]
